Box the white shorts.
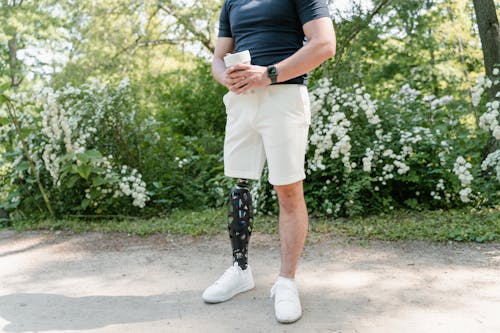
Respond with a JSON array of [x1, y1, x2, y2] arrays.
[[223, 84, 311, 186]]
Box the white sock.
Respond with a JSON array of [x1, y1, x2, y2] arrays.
[[277, 275, 296, 286]]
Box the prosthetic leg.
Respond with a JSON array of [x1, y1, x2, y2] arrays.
[[228, 179, 253, 270]]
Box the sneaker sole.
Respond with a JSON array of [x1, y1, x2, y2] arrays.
[[275, 312, 302, 324], [203, 281, 255, 303]]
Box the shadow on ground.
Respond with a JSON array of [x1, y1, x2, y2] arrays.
[[1, 231, 500, 332], [0, 292, 194, 332]]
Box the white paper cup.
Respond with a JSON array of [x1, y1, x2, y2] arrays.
[[224, 50, 251, 68]]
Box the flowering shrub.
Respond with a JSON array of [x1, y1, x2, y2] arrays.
[[0, 80, 155, 216], [1, 65, 498, 219], [472, 68, 500, 140], [252, 73, 499, 217], [1, 64, 232, 217]]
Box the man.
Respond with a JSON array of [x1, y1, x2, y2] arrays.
[[202, 0, 336, 324]]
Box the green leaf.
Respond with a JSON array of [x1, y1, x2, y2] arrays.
[[81, 199, 90, 209], [25, 177, 37, 184], [0, 83, 11, 93], [60, 153, 75, 163], [92, 177, 109, 186], [77, 164, 91, 180], [76, 153, 89, 163], [86, 149, 103, 160], [106, 175, 119, 183], [14, 160, 29, 172], [0, 94, 8, 105], [2, 150, 22, 159], [92, 167, 105, 173], [76, 153, 89, 164], [66, 175, 80, 188], [60, 162, 73, 177]]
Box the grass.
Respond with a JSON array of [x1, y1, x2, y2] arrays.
[[310, 206, 500, 242], [1, 206, 499, 242]]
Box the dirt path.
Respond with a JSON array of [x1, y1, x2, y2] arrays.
[[0, 230, 499, 333]]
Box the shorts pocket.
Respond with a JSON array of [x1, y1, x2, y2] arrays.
[[298, 86, 311, 126], [223, 91, 234, 112]]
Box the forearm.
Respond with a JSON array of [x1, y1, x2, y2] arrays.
[[275, 38, 336, 83], [212, 57, 227, 86]]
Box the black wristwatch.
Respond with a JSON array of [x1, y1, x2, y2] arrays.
[[267, 65, 278, 84]]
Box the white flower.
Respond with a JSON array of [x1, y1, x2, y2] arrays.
[[362, 154, 373, 172], [307, 79, 381, 173], [481, 150, 500, 181], [453, 156, 475, 203], [459, 187, 472, 203]]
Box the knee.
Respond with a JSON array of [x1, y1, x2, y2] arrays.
[[274, 181, 304, 213]]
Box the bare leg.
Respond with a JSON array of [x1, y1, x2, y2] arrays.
[[273, 180, 309, 278]]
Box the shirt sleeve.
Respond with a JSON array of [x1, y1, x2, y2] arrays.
[[295, 0, 331, 26], [218, 0, 232, 38]]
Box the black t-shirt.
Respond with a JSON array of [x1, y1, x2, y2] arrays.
[[218, 0, 330, 85]]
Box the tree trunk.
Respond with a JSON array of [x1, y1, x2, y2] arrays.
[[7, 34, 22, 88], [472, 0, 500, 156], [473, 0, 500, 96]]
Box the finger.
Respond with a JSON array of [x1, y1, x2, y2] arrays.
[[233, 79, 253, 94], [231, 80, 249, 94], [235, 83, 251, 94], [224, 73, 243, 86], [230, 84, 245, 93], [226, 64, 248, 74], [224, 78, 234, 88], [233, 64, 251, 72], [236, 86, 249, 94], [227, 74, 242, 82], [228, 77, 242, 86], [235, 77, 249, 88], [227, 71, 248, 80]]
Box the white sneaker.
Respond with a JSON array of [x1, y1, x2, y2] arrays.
[[202, 262, 255, 303], [270, 277, 302, 323]]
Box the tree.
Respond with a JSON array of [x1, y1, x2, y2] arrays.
[[473, 0, 500, 98], [157, 0, 220, 54], [323, 0, 483, 98], [0, 0, 66, 88], [472, 0, 500, 155]]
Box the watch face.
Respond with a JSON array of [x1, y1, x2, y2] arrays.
[[268, 66, 278, 83]]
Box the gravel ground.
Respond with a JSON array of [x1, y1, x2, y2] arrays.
[[1, 230, 499, 333]]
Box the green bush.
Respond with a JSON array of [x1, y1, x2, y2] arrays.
[[1, 60, 498, 220], [0, 80, 154, 217], [0, 63, 234, 218], [251, 75, 499, 217], [135, 63, 230, 211]]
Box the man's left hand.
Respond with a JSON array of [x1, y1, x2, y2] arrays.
[[226, 64, 272, 94]]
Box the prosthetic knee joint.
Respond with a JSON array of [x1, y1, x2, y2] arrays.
[[228, 179, 253, 270]]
